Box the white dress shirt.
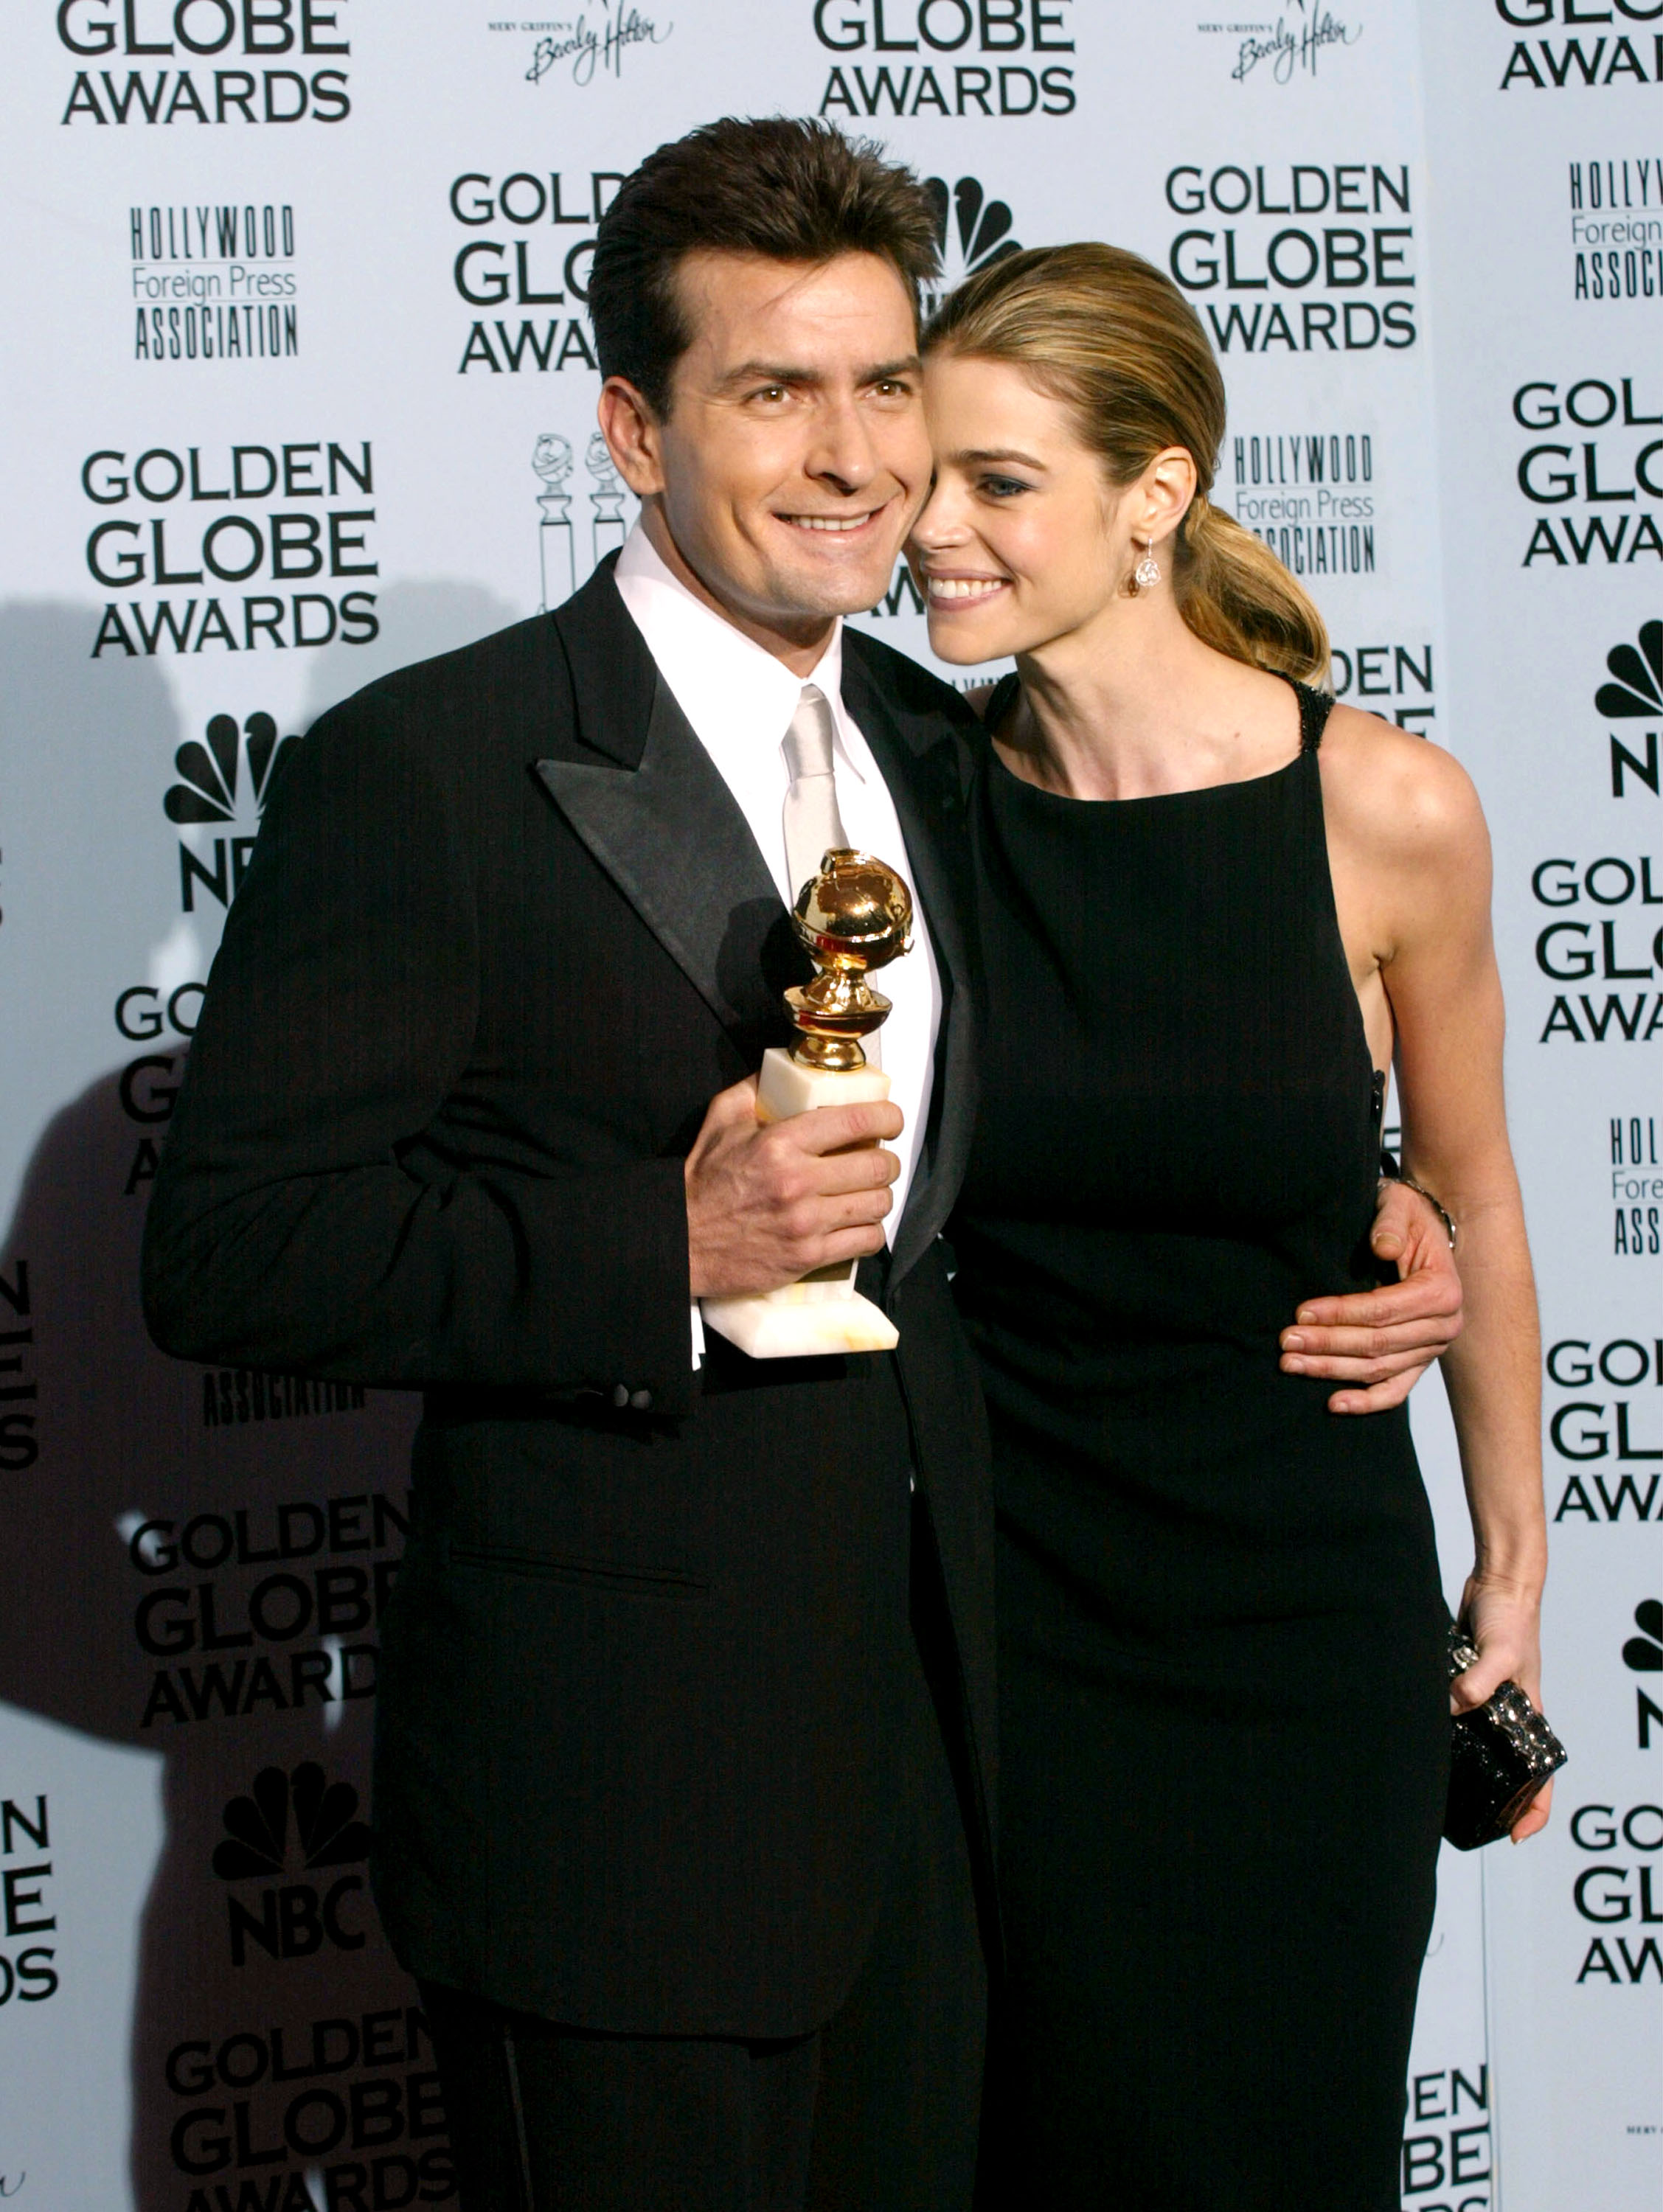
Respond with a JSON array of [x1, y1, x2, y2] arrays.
[[614, 524, 943, 1358]]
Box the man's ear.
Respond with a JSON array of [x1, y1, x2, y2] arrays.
[[598, 378, 667, 498]]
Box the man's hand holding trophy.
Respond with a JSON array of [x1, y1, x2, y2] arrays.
[[699, 849, 914, 1360]]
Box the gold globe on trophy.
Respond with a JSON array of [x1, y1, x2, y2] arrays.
[[783, 849, 913, 1069], [700, 849, 914, 1360]]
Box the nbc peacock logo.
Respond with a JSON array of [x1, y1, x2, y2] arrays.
[[163, 711, 298, 912], [1595, 621, 1662, 800], [922, 178, 1021, 316], [213, 1761, 372, 1882], [1623, 1599, 1662, 1750], [213, 1761, 373, 1967], [164, 710, 296, 826], [1596, 620, 1662, 719], [1623, 1599, 1662, 1678]]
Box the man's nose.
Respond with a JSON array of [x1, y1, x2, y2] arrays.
[[805, 397, 881, 491]]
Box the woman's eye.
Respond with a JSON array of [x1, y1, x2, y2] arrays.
[[980, 476, 1030, 499]]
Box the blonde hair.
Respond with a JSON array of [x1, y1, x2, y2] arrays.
[[925, 243, 1330, 684]]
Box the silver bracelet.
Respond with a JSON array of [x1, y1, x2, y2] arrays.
[[1386, 1172, 1457, 1252]]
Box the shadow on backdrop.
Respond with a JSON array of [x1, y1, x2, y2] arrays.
[[1, 1065, 424, 2208], [0, 602, 181, 1219], [0, 593, 553, 2206]]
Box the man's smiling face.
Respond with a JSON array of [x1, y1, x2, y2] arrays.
[[606, 250, 931, 664]]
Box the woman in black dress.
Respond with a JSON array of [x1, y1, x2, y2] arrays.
[[909, 246, 1551, 2207]]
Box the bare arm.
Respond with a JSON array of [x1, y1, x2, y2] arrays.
[[1328, 714, 1551, 1838], [1277, 1178, 1464, 1411]]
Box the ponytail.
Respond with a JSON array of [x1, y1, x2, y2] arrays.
[[1176, 495, 1328, 681], [924, 243, 1330, 685]]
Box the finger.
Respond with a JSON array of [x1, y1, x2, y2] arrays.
[[1288, 1358, 1433, 1393], [1450, 1655, 1516, 1711], [807, 1144, 902, 1198], [1325, 1370, 1423, 1415], [1512, 1781, 1553, 1843], [704, 1074, 761, 1126], [1384, 1181, 1458, 1260], [1369, 1177, 1420, 1264], [1282, 1321, 1459, 1360], [808, 1222, 891, 1269], [1283, 1351, 1445, 1387], [786, 1100, 905, 1155], [1309, 1354, 1424, 1389], [1291, 1277, 1461, 1329], [816, 1183, 895, 1231], [1285, 1360, 1445, 1394], [783, 1185, 895, 1248], [1282, 1336, 1442, 1371]]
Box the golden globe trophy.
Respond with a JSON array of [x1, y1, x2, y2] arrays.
[[701, 849, 913, 1360]]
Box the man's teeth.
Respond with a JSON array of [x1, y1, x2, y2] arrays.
[[928, 577, 1005, 600], [787, 514, 869, 532]]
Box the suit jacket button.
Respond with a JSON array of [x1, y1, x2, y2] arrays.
[[612, 1385, 630, 1408], [630, 1389, 653, 1411]]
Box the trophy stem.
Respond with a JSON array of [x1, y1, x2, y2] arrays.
[[782, 973, 892, 1074], [792, 1034, 868, 1073]]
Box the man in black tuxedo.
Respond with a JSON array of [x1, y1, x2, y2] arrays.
[[144, 119, 1462, 2211]]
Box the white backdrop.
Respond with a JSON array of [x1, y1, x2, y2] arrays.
[[0, 4, 1656, 2207]]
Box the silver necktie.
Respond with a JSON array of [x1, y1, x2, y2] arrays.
[[781, 683, 849, 908]]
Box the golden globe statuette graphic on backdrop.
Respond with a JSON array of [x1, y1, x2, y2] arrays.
[[532, 432, 576, 611], [701, 849, 913, 1360], [534, 432, 634, 611]]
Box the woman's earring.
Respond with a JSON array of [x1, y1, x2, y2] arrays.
[[1133, 538, 1162, 590]]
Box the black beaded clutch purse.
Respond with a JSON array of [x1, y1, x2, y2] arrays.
[[1445, 1624, 1567, 1851]]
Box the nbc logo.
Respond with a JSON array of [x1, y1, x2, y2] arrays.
[[163, 711, 297, 911], [1597, 620, 1662, 799], [1622, 1599, 1662, 1750], [213, 1761, 372, 1966], [922, 177, 1021, 313]]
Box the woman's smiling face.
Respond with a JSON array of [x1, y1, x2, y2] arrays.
[[909, 351, 1131, 667]]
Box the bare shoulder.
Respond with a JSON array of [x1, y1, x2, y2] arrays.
[[1317, 703, 1489, 875], [962, 680, 998, 720]]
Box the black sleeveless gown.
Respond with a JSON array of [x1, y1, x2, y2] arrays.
[[953, 678, 1448, 2209]]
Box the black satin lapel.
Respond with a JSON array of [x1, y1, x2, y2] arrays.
[[547, 552, 651, 768], [847, 673, 982, 1287], [536, 677, 802, 1051]]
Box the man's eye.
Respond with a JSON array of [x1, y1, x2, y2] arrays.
[[751, 385, 788, 403]]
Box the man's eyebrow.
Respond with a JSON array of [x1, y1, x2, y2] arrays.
[[711, 355, 923, 392], [950, 447, 1048, 470], [712, 361, 822, 391]]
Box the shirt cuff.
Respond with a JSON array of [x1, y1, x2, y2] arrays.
[[690, 1301, 706, 1371]]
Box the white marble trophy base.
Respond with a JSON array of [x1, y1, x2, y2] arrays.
[[699, 1047, 900, 1359]]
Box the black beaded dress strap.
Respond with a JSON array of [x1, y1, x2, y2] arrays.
[[1293, 678, 1336, 753]]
